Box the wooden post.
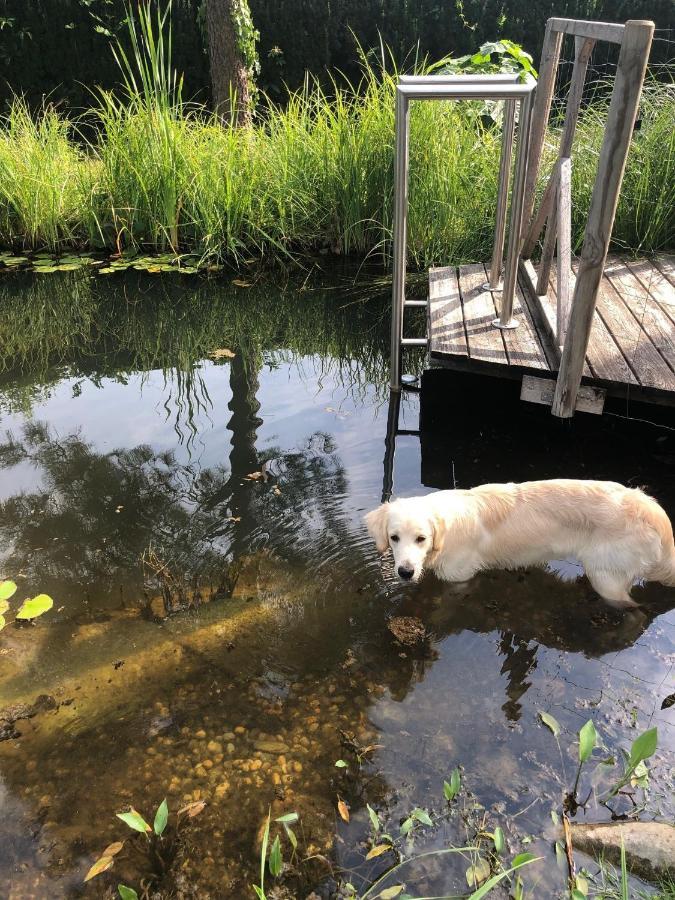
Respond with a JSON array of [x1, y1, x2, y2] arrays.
[[534, 36, 595, 290], [552, 21, 654, 417], [520, 20, 563, 252], [557, 157, 572, 346]]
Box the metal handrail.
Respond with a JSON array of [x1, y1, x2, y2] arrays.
[[390, 76, 537, 390]]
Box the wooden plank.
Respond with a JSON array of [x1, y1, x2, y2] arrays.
[[521, 374, 605, 414], [549, 267, 632, 383], [621, 257, 675, 321], [548, 17, 626, 44], [459, 264, 508, 365], [428, 266, 468, 357], [552, 20, 654, 416], [604, 258, 675, 373], [557, 157, 572, 345], [573, 259, 675, 390], [521, 20, 563, 247], [654, 254, 675, 288], [493, 278, 549, 370]]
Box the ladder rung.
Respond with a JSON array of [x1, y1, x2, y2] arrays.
[[397, 429, 420, 436], [401, 338, 428, 347], [404, 299, 428, 308]]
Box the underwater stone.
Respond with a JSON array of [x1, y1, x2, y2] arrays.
[[573, 822, 675, 884]]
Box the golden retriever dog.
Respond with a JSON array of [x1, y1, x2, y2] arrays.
[[365, 480, 675, 609]]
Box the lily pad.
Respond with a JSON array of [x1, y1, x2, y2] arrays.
[[16, 594, 54, 620], [0, 580, 17, 602]]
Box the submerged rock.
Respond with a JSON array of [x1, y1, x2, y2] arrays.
[[387, 615, 427, 646], [572, 821, 675, 884]]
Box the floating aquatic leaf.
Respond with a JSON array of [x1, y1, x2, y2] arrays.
[[366, 843, 391, 860], [0, 581, 17, 602], [210, 348, 235, 359], [377, 888, 404, 899], [98, 267, 118, 274], [337, 798, 350, 822], [232, 279, 252, 287], [178, 266, 199, 274], [153, 798, 168, 836], [630, 727, 657, 765], [466, 856, 491, 887], [493, 826, 505, 855], [55, 264, 81, 271], [16, 594, 53, 620], [177, 799, 206, 818], [116, 808, 151, 833], [34, 266, 60, 273], [367, 803, 380, 832], [335, 759, 348, 768], [0, 615, 6, 631], [400, 817, 413, 836], [3, 256, 29, 266], [84, 854, 114, 881], [539, 711, 561, 738], [268, 834, 282, 876], [579, 719, 597, 763], [102, 841, 125, 857]]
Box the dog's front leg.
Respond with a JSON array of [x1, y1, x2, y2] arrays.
[[433, 554, 480, 583]]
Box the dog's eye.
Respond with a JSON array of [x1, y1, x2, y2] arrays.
[[390, 534, 399, 543], [415, 535, 426, 544]]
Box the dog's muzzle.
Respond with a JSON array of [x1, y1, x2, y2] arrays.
[[398, 565, 415, 581]]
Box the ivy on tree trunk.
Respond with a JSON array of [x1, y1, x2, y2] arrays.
[[205, 0, 259, 126]]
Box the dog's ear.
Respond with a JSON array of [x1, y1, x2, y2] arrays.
[[430, 512, 445, 554], [364, 504, 390, 554]]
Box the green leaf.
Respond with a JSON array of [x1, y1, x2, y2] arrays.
[[367, 803, 380, 832], [400, 817, 413, 836], [0, 615, 6, 631], [84, 854, 114, 881], [153, 798, 168, 836], [466, 856, 491, 887], [283, 824, 297, 850], [579, 720, 598, 763], [259, 814, 270, 890], [0, 580, 17, 602], [467, 854, 540, 900], [116, 809, 151, 834], [334, 759, 348, 768], [118, 887, 139, 900], [629, 727, 657, 766], [444, 766, 461, 801], [411, 808, 432, 827], [15, 594, 53, 619], [275, 813, 298, 824], [268, 834, 282, 877], [377, 887, 404, 899], [539, 711, 561, 738], [493, 825, 505, 855], [571, 891, 586, 900]]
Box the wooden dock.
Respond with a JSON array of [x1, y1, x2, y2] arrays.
[[428, 254, 675, 410]]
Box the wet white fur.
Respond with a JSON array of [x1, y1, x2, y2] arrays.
[[364, 479, 675, 609]]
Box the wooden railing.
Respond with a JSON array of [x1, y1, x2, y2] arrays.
[[518, 17, 654, 416]]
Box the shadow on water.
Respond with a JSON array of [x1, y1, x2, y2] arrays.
[[0, 271, 672, 898]]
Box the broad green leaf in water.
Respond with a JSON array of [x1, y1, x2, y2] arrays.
[[411, 808, 432, 827], [630, 759, 649, 788], [539, 711, 561, 738], [571, 891, 586, 900], [153, 798, 168, 836], [118, 887, 139, 900], [377, 887, 404, 899], [0, 580, 17, 602], [0, 615, 6, 631], [579, 720, 598, 763], [629, 727, 657, 765], [575, 873, 589, 895], [116, 809, 151, 833], [493, 825, 505, 855], [0, 601, 9, 615], [16, 594, 53, 620], [335, 759, 348, 768], [268, 834, 282, 877], [467, 853, 539, 900], [367, 803, 380, 832], [400, 817, 413, 836], [366, 844, 391, 860]]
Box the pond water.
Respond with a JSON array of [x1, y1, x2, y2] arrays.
[[0, 270, 673, 900]]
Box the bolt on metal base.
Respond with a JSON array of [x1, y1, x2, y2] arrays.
[[401, 374, 419, 385], [481, 280, 504, 292], [492, 317, 519, 330]]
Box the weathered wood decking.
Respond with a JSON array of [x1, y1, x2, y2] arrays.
[[429, 254, 675, 406]]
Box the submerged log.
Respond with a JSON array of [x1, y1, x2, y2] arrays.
[[572, 821, 675, 884]]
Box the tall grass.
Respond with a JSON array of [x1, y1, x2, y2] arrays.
[[0, 2, 672, 263]]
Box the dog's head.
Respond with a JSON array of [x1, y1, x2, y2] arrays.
[[364, 498, 444, 583]]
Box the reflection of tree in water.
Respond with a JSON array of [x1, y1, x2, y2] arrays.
[[498, 631, 538, 722]]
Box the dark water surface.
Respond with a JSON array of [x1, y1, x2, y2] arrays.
[[0, 270, 673, 899]]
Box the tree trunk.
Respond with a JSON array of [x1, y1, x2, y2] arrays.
[[205, 0, 252, 126]]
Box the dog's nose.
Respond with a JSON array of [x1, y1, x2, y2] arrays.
[[398, 565, 414, 581]]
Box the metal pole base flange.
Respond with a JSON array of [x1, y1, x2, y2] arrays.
[[492, 317, 519, 330], [481, 281, 504, 292]]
